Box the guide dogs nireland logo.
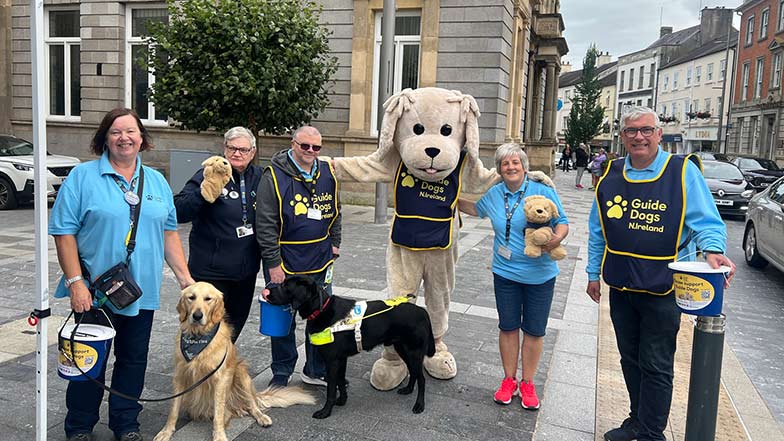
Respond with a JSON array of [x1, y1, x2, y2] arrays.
[[605, 195, 628, 219], [606, 194, 669, 233]]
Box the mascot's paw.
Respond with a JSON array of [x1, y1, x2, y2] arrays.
[[200, 155, 231, 203], [527, 170, 555, 188], [370, 356, 408, 391], [524, 244, 543, 258], [550, 246, 568, 260], [424, 342, 457, 380]]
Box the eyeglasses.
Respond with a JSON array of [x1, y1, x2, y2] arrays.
[[225, 145, 254, 155], [293, 139, 322, 152], [622, 127, 657, 138]]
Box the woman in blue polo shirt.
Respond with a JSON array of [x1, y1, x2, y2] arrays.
[[50, 108, 194, 441], [459, 143, 568, 412]]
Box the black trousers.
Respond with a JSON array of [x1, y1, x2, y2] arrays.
[[609, 288, 681, 441], [197, 275, 258, 342]]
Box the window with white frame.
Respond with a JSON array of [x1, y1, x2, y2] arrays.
[[746, 16, 755, 45], [720, 59, 727, 80], [707, 63, 714, 81], [683, 99, 690, 120], [647, 98, 652, 108], [695, 66, 701, 84], [779, 1, 784, 32], [692, 99, 699, 112], [717, 96, 723, 117], [742, 63, 750, 100], [629, 68, 634, 91], [736, 117, 744, 151], [638, 65, 644, 89], [619, 71, 625, 91], [126, 7, 168, 123], [661, 104, 667, 115], [649, 63, 655, 88], [761, 8, 770, 39], [772, 53, 782, 88], [755, 58, 764, 98], [46, 9, 80, 119], [686, 66, 692, 86], [750, 116, 759, 153], [673, 71, 679, 89], [705, 98, 711, 113], [371, 11, 421, 134], [663, 74, 669, 91]]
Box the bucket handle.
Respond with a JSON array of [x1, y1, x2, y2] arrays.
[[672, 250, 731, 287], [58, 308, 115, 363]]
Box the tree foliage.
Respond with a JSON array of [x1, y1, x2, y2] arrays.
[[564, 45, 605, 149], [146, 0, 338, 136]]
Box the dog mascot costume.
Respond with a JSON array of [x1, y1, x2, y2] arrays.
[[333, 87, 552, 390]]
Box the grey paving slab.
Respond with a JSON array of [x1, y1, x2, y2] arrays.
[[539, 381, 595, 433]]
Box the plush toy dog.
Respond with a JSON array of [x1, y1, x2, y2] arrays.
[[200, 155, 232, 203], [333, 88, 553, 390], [523, 195, 567, 260]]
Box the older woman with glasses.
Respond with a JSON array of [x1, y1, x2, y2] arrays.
[[174, 126, 262, 342], [458, 143, 568, 411]]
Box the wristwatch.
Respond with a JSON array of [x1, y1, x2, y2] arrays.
[[64, 275, 83, 288]]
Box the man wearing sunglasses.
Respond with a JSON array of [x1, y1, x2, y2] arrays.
[[255, 125, 341, 387], [585, 107, 735, 441]]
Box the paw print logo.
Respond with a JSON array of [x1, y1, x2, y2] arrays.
[[401, 171, 418, 188], [290, 194, 310, 216], [605, 195, 628, 219]]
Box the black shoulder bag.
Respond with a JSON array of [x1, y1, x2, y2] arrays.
[[84, 167, 146, 309]]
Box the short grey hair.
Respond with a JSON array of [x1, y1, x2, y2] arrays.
[[224, 126, 256, 149], [292, 125, 321, 141], [494, 143, 529, 172], [620, 106, 660, 130]]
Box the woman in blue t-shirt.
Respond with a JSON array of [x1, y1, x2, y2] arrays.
[[458, 143, 568, 411]]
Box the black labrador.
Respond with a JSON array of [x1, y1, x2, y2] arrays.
[[266, 275, 436, 419]]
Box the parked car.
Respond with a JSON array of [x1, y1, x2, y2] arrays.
[[0, 134, 81, 210], [693, 151, 729, 162], [743, 175, 784, 273], [701, 160, 755, 217], [731, 156, 784, 190]]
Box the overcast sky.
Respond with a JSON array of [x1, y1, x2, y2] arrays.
[[560, 0, 744, 70]]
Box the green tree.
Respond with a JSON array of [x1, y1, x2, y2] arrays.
[[564, 45, 605, 149], [146, 0, 338, 138]]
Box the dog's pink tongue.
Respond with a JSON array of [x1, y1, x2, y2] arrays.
[[425, 168, 438, 174]]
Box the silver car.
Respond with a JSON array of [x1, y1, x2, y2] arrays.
[[743, 176, 784, 273]]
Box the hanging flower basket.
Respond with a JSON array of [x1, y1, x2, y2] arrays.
[[696, 111, 711, 119]]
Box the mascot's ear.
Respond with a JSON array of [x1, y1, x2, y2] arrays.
[[547, 198, 560, 217], [447, 91, 481, 159], [527, 170, 555, 189], [379, 88, 416, 159]]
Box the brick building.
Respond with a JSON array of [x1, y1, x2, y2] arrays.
[[727, 0, 784, 163], [1, 0, 567, 201]]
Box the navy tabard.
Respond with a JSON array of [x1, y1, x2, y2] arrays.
[[390, 151, 467, 250], [270, 160, 339, 274], [596, 154, 700, 295]]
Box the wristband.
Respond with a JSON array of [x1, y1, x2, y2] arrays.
[[702, 250, 723, 255]]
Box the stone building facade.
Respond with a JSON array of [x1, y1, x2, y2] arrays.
[[4, 0, 566, 201]]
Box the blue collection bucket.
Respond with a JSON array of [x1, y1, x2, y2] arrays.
[[259, 300, 294, 337], [668, 261, 731, 316], [58, 321, 115, 381]]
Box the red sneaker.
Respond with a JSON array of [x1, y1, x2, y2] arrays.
[[520, 380, 540, 410], [493, 377, 517, 405]]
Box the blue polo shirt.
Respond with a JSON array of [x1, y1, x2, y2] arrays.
[[476, 178, 569, 285], [49, 152, 177, 316], [586, 147, 727, 282]]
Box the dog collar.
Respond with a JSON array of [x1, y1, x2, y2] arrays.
[[180, 322, 221, 362], [525, 221, 550, 230], [306, 296, 332, 321]]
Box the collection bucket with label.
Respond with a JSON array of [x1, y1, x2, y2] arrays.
[[259, 299, 294, 337], [58, 311, 116, 381], [668, 261, 731, 316]]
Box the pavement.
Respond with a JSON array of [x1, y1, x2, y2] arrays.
[[0, 170, 782, 440]]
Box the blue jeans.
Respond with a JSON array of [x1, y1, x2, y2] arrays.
[[609, 288, 681, 441], [493, 273, 555, 336], [268, 266, 331, 380], [64, 309, 154, 438]]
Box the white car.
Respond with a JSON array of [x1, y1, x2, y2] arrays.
[[0, 134, 81, 210]]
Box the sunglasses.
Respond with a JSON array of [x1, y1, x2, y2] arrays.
[[293, 139, 322, 152]]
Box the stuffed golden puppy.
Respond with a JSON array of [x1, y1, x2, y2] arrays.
[[200, 156, 232, 203], [523, 195, 567, 260]]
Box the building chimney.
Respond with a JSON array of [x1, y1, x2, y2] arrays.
[[700, 7, 733, 44], [560, 61, 572, 73], [597, 51, 612, 67], [660, 26, 673, 38]]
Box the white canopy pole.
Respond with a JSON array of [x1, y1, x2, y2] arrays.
[[30, 0, 50, 440]]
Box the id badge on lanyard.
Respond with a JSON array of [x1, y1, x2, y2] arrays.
[[235, 175, 254, 238]]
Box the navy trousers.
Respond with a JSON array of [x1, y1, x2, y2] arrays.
[[609, 288, 681, 441], [64, 309, 154, 439]]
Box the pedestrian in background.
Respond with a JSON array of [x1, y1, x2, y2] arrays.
[[585, 106, 735, 441], [574, 143, 589, 188], [560, 144, 572, 172], [50, 108, 194, 441], [256, 125, 341, 387], [589, 148, 607, 189], [175, 126, 262, 342], [458, 143, 568, 411]]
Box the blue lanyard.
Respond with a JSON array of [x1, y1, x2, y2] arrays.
[[239, 175, 248, 226], [503, 178, 528, 243]]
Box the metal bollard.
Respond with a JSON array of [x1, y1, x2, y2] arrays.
[[684, 314, 726, 441]]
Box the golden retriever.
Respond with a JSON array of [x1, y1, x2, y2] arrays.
[[154, 282, 315, 441]]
